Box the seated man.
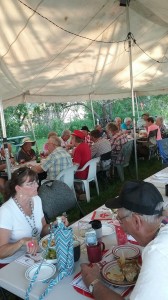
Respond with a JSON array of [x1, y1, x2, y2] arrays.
[[60, 129, 71, 148], [43, 131, 57, 155], [81, 180, 168, 300], [114, 117, 122, 131], [137, 112, 149, 130], [71, 130, 91, 180], [17, 137, 36, 163], [29, 136, 73, 181], [81, 126, 91, 145], [90, 129, 111, 158], [106, 123, 128, 164]]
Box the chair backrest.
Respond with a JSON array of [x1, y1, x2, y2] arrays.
[[120, 140, 133, 166], [157, 138, 168, 164], [38, 180, 77, 221], [56, 164, 78, 189], [100, 151, 111, 161], [77, 157, 100, 180], [100, 151, 112, 171], [148, 129, 158, 145]]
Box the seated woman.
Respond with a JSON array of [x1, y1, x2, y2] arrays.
[[121, 117, 133, 133], [0, 166, 67, 268], [17, 137, 36, 163]]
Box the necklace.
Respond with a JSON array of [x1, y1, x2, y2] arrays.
[[14, 197, 39, 239]]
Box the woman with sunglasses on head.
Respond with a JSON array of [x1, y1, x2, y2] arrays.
[[0, 167, 67, 268]]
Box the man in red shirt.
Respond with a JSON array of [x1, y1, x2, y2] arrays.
[[71, 130, 91, 180]]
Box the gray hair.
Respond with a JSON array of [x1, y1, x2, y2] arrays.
[[62, 130, 71, 137], [124, 117, 132, 123], [120, 202, 165, 224], [156, 116, 164, 123], [49, 136, 61, 147]]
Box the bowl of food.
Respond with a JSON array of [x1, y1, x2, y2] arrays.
[[41, 248, 57, 264], [39, 234, 55, 250]]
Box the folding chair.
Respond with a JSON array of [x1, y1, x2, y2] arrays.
[[112, 140, 133, 182], [74, 157, 100, 202]]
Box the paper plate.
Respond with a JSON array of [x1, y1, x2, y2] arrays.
[[102, 224, 115, 236], [25, 262, 56, 281], [112, 245, 140, 260]]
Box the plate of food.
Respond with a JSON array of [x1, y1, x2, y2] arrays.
[[101, 259, 140, 287], [41, 248, 57, 264], [39, 234, 55, 250], [25, 262, 56, 281], [112, 245, 140, 260]]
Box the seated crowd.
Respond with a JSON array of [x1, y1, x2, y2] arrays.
[[0, 112, 167, 200]]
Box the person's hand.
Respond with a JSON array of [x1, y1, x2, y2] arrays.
[[81, 263, 101, 288], [25, 239, 39, 255], [52, 215, 69, 227]]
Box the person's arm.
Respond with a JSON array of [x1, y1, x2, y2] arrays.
[[28, 164, 44, 174], [0, 228, 38, 258], [81, 264, 123, 300], [0, 163, 6, 171]]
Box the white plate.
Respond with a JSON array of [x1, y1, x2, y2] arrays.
[[25, 262, 56, 281], [39, 234, 56, 250], [112, 245, 140, 259], [102, 224, 115, 236]]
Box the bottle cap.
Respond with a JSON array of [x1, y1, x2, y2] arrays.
[[90, 220, 102, 230]]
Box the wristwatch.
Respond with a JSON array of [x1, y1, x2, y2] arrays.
[[88, 279, 100, 294]]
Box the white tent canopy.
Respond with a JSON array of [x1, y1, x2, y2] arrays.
[[0, 0, 168, 108]]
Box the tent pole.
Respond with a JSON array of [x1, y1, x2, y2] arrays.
[[126, 2, 138, 179], [0, 99, 11, 179], [89, 94, 96, 127], [135, 92, 139, 119]]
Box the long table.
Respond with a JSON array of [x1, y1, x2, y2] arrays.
[[0, 167, 168, 299]]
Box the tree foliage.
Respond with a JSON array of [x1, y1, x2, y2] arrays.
[[1, 94, 168, 138]]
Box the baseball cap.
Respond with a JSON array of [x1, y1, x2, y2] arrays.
[[20, 137, 36, 146], [105, 180, 163, 215], [71, 130, 85, 140], [81, 126, 90, 132]]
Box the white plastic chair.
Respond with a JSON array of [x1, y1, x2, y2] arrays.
[[74, 157, 100, 202], [56, 164, 78, 197]]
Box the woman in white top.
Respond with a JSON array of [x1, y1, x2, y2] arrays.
[[0, 167, 57, 266]]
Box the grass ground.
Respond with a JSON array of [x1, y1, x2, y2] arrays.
[[68, 156, 162, 223]]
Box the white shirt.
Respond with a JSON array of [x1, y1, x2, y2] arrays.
[[130, 225, 168, 300], [0, 196, 44, 263]]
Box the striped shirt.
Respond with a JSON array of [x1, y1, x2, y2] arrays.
[[42, 147, 72, 180]]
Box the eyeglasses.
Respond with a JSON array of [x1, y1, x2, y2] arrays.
[[116, 212, 132, 224], [23, 180, 38, 187]]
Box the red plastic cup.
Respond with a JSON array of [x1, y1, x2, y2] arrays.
[[115, 225, 128, 245]]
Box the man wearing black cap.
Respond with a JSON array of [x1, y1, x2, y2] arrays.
[[81, 180, 168, 300]]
